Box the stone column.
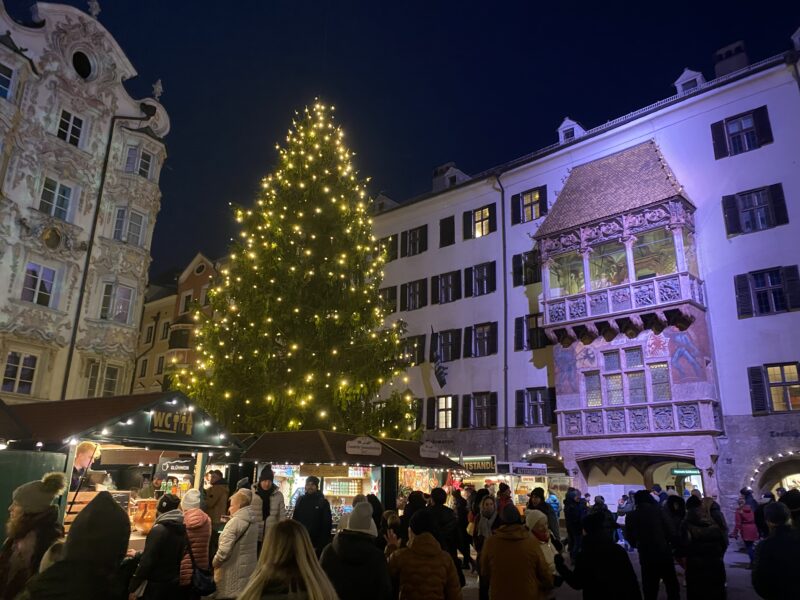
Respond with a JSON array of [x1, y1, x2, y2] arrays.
[[581, 247, 593, 293], [669, 224, 687, 272], [622, 235, 637, 283]]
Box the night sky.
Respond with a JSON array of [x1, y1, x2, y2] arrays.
[[7, 1, 799, 276]]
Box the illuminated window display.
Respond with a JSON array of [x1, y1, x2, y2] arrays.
[[633, 229, 677, 280], [549, 251, 585, 297], [589, 241, 628, 289]]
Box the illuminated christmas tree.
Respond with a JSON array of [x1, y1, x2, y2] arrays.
[[175, 102, 414, 436]]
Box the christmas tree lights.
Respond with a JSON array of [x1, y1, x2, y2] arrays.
[[174, 102, 415, 436]]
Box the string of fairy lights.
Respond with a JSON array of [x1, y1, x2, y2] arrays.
[[173, 102, 416, 436]]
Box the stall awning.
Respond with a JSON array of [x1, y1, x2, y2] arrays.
[[242, 430, 462, 470], [0, 391, 240, 454]]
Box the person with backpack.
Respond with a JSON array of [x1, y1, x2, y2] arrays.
[[292, 476, 333, 555], [213, 489, 260, 599]]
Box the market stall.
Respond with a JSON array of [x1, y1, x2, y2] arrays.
[[0, 391, 239, 548]]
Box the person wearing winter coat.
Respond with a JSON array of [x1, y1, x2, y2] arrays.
[[779, 488, 800, 530], [386, 509, 462, 600], [527, 487, 560, 542], [587, 496, 616, 542], [525, 510, 561, 598], [16, 491, 131, 600], [254, 465, 287, 544], [625, 490, 679, 600], [754, 492, 775, 539], [399, 491, 427, 546], [661, 495, 686, 549], [731, 496, 759, 566], [292, 476, 333, 555], [680, 495, 728, 600], [563, 488, 584, 560], [204, 470, 229, 529], [129, 494, 186, 600], [425, 487, 463, 586], [546, 492, 561, 520], [480, 505, 553, 600], [213, 489, 260, 599], [495, 483, 513, 521], [555, 511, 642, 600], [752, 501, 800, 599], [451, 489, 472, 569], [472, 495, 500, 600], [177, 489, 211, 598], [320, 501, 391, 600], [0, 472, 66, 600]]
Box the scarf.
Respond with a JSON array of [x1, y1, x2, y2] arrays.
[[256, 483, 276, 521], [476, 511, 497, 539]]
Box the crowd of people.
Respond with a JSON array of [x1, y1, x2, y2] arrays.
[[2, 467, 800, 599]]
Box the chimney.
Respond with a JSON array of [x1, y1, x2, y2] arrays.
[[431, 162, 469, 192], [713, 41, 749, 78]]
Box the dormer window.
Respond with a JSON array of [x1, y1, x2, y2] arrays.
[[0, 63, 13, 99], [57, 110, 83, 147], [124, 146, 154, 179], [563, 128, 575, 141], [681, 79, 698, 92], [674, 68, 705, 96], [557, 118, 585, 144]]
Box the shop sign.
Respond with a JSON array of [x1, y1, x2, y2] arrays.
[[671, 468, 701, 476], [346, 436, 382, 456], [150, 409, 194, 437], [511, 462, 548, 476], [299, 464, 349, 477], [462, 455, 497, 474], [157, 456, 196, 476], [419, 441, 440, 459]]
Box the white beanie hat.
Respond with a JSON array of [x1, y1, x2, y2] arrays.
[[525, 509, 548, 532], [13, 472, 66, 514], [345, 501, 378, 537], [181, 488, 202, 510]]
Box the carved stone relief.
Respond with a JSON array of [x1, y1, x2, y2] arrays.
[[678, 404, 700, 430], [629, 408, 649, 432], [653, 407, 674, 431]]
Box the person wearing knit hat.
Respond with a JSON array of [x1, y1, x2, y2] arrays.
[[320, 501, 391, 600], [16, 491, 132, 600], [525, 509, 559, 598], [179, 489, 211, 594], [0, 472, 66, 600], [254, 464, 286, 547], [292, 475, 332, 555]]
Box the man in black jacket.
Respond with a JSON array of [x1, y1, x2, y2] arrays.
[[320, 501, 391, 600], [426, 487, 465, 587], [752, 501, 800, 599], [292, 476, 332, 555], [625, 490, 679, 600], [129, 494, 186, 599], [529, 487, 560, 542]]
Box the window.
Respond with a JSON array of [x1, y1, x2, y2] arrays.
[[514, 313, 548, 351], [180, 292, 193, 314], [633, 229, 677, 280], [57, 109, 83, 146], [766, 364, 800, 412], [604, 351, 621, 371], [402, 335, 426, 366], [465, 261, 496, 297], [400, 279, 427, 311], [628, 371, 647, 403], [516, 387, 552, 426], [605, 374, 624, 405], [138, 151, 153, 178], [145, 325, 154, 344], [124, 146, 154, 178], [39, 177, 72, 221], [87, 361, 121, 397], [72, 51, 92, 79], [200, 285, 210, 307], [103, 365, 120, 396], [2, 351, 37, 395], [549, 251, 584, 297], [379, 286, 397, 313], [401, 225, 427, 257], [681, 79, 698, 92], [156, 355, 165, 375], [100, 282, 134, 324], [432, 270, 461, 304], [650, 363, 672, 401], [473, 323, 494, 357], [473, 393, 492, 428], [585, 372, 602, 407], [723, 184, 788, 236], [379, 235, 398, 262], [512, 186, 548, 225], [437, 396, 454, 429], [435, 329, 461, 363], [139, 359, 148, 378], [439, 216, 455, 247], [735, 266, 800, 318], [590, 241, 628, 289], [21, 262, 56, 307], [463, 204, 496, 239], [113, 208, 145, 246], [711, 106, 773, 159], [0, 62, 12, 99], [625, 347, 643, 368], [161, 321, 171, 340], [513, 251, 541, 287]]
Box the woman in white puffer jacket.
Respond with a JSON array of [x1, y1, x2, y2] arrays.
[[212, 489, 260, 599]]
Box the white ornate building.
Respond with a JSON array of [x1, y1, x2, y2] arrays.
[[0, 2, 169, 404]]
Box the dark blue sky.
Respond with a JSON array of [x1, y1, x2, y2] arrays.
[[8, 1, 798, 274]]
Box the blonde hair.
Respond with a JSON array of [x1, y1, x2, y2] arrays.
[[238, 520, 338, 600], [76, 441, 98, 457], [232, 490, 252, 508]]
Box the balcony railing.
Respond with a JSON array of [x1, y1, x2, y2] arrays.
[[557, 399, 718, 439], [544, 272, 704, 326]]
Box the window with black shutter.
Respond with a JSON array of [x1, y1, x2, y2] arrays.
[[712, 106, 773, 160], [736, 266, 800, 318], [379, 286, 397, 313], [515, 314, 549, 350], [517, 388, 549, 426], [380, 235, 399, 262], [440, 216, 455, 247], [461, 395, 472, 428], [472, 322, 497, 357], [433, 270, 461, 304], [522, 250, 541, 285], [462, 326, 473, 358], [402, 335, 426, 366], [723, 184, 789, 237], [764, 363, 800, 413], [464, 267, 474, 298], [748, 366, 769, 414], [415, 398, 424, 429], [513, 186, 548, 224], [489, 392, 498, 427], [405, 225, 428, 256]]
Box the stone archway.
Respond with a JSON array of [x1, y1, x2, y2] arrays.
[[756, 457, 800, 493]]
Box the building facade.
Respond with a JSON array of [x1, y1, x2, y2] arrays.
[[374, 34, 800, 508], [0, 2, 169, 403]]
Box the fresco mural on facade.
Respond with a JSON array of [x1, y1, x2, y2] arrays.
[[554, 343, 579, 394], [664, 318, 712, 384]]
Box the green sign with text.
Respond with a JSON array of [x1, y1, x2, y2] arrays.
[[671, 468, 701, 476]]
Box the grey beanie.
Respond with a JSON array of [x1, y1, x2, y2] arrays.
[[12, 472, 66, 513]]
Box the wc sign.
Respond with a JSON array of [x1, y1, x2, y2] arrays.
[[150, 409, 194, 437]]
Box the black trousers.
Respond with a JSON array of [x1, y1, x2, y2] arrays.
[[639, 553, 680, 600]]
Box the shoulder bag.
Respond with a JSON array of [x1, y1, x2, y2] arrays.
[[185, 533, 216, 595]]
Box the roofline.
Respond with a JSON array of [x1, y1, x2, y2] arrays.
[[376, 51, 792, 217]]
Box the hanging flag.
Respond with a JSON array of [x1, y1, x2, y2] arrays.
[[431, 325, 448, 388]]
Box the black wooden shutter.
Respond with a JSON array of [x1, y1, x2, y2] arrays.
[[462, 326, 473, 358], [710, 121, 729, 159], [440, 216, 455, 247], [389, 235, 398, 261], [533, 326, 549, 350], [453, 270, 462, 301], [415, 399, 424, 429], [464, 267, 474, 298], [747, 367, 768, 414], [722, 195, 742, 235], [453, 329, 463, 360], [400, 231, 408, 257], [429, 332, 438, 362], [463, 211, 473, 240], [538, 185, 548, 215], [544, 387, 556, 425], [512, 254, 523, 287], [426, 397, 436, 429], [420, 279, 428, 308], [514, 317, 525, 351], [515, 390, 526, 426], [400, 283, 408, 311], [418, 334, 426, 365], [782, 265, 800, 310], [451, 395, 459, 430], [488, 261, 497, 292], [489, 322, 499, 355], [420, 225, 428, 252], [734, 274, 754, 318], [461, 395, 472, 428], [511, 193, 521, 225], [753, 106, 773, 147], [488, 203, 497, 233], [769, 184, 789, 226], [431, 275, 440, 305], [489, 392, 498, 427]]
